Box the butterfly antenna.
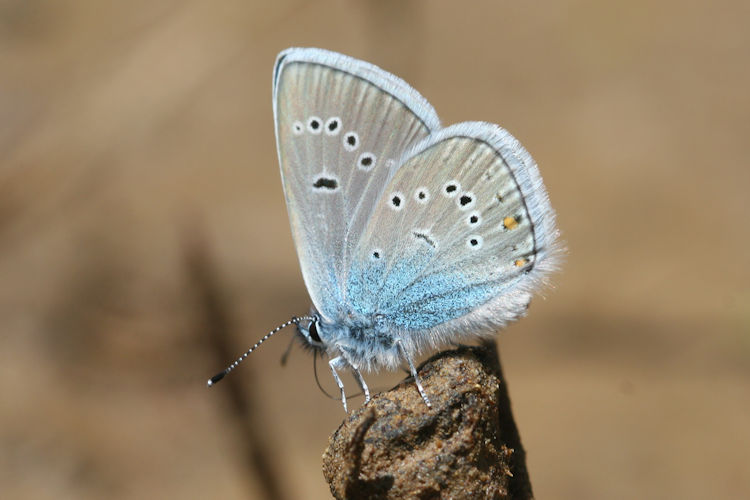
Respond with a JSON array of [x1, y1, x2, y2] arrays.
[[207, 315, 313, 387]]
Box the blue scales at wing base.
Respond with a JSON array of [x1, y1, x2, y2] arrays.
[[345, 254, 506, 331]]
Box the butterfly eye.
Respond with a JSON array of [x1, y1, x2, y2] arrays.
[[308, 320, 322, 343]]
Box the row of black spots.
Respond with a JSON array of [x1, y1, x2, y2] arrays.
[[292, 116, 336, 135], [357, 152, 376, 171], [465, 236, 531, 262], [466, 234, 483, 249], [388, 188, 436, 211], [292, 117, 363, 152], [388, 191, 404, 211], [414, 187, 430, 204], [343, 131, 359, 151], [307, 116, 322, 134], [310, 116, 342, 135], [443, 180, 460, 198], [441, 179, 477, 211], [465, 234, 532, 257], [457, 192, 476, 210], [466, 211, 481, 227], [294, 116, 379, 176], [325, 117, 341, 135]]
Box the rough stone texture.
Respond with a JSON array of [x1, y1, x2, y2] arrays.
[[322, 342, 533, 500]]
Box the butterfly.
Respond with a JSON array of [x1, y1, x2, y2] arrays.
[[208, 48, 560, 412]]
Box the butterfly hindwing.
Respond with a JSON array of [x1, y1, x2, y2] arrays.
[[347, 122, 559, 348], [273, 48, 440, 321]]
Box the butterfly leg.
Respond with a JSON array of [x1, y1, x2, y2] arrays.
[[396, 341, 432, 408], [336, 347, 371, 405], [328, 356, 348, 413], [350, 365, 371, 404]]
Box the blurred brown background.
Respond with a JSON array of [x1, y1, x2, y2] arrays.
[[1, 1, 748, 499]]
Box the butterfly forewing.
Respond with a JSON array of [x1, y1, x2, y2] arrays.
[[273, 48, 440, 320], [347, 122, 559, 341]]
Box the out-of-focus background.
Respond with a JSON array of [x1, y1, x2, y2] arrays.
[[1, 1, 748, 498]]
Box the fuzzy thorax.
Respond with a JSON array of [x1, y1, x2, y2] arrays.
[[296, 309, 412, 372]]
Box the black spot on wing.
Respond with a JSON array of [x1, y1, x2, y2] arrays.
[[313, 177, 338, 190], [412, 231, 436, 248]]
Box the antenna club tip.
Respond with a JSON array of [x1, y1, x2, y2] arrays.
[[207, 372, 225, 387]]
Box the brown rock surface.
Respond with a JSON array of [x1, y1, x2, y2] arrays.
[[322, 342, 533, 499]]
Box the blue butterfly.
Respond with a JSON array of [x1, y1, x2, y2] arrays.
[[209, 48, 560, 412]]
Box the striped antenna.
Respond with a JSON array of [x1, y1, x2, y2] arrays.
[[207, 316, 314, 387]]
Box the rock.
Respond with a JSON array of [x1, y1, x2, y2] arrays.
[[322, 342, 533, 499]]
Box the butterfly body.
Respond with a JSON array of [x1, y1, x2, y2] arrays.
[[298, 309, 399, 372], [220, 47, 561, 410]]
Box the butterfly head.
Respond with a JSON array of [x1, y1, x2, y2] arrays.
[[295, 313, 327, 351]]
